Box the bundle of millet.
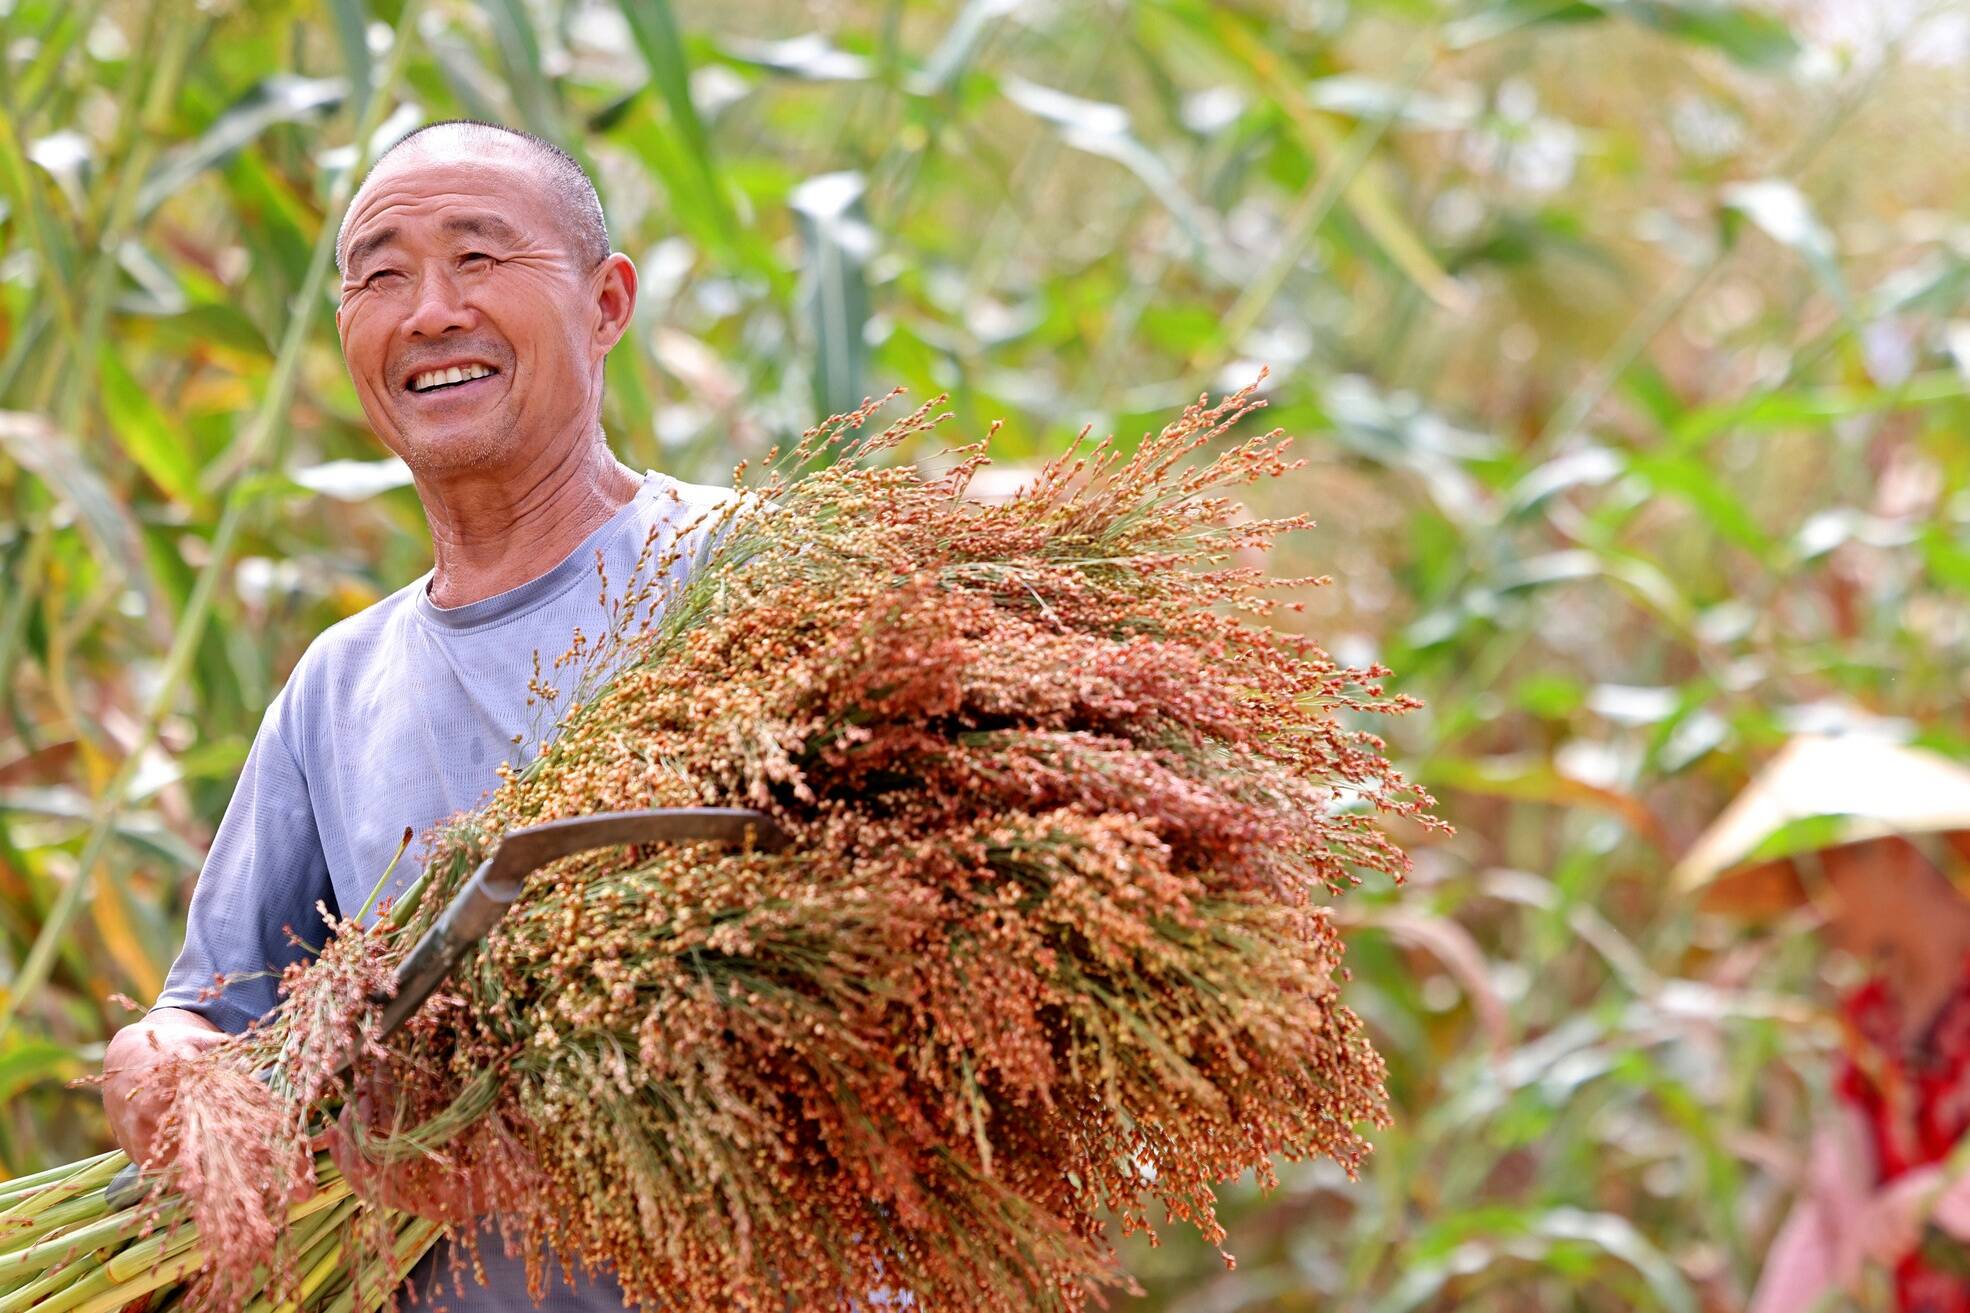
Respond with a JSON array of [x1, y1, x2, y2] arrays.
[[17, 377, 1440, 1313]]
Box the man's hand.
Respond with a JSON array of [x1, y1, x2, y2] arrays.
[[324, 1067, 498, 1225], [102, 1007, 227, 1168]]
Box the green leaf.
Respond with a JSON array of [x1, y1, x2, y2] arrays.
[[603, 344, 659, 467], [1626, 0, 1799, 70], [999, 76, 1213, 256], [617, 0, 734, 230], [1923, 528, 1970, 594], [1671, 371, 1970, 445], [1531, 1209, 1698, 1313], [289, 456, 414, 501], [1448, 0, 1797, 68], [422, 27, 509, 122], [1200, 7, 1473, 312], [1722, 179, 1847, 307], [790, 171, 873, 419], [723, 34, 872, 81], [0, 412, 154, 600], [477, 0, 564, 139], [1740, 813, 1854, 866], [0, 788, 204, 872], [1628, 451, 1771, 557], [1515, 673, 1587, 719], [1425, 753, 1661, 841], [914, 0, 1020, 96], [1373, 1206, 1697, 1313], [138, 76, 347, 219], [151, 299, 273, 358], [327, 0, 374, 112], [0, 1040, 80, 1106], [98, 347, 201, 507], [1444, 0, 1608, 50]]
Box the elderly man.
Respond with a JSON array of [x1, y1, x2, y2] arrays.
[[99, 118, 728, 1311]]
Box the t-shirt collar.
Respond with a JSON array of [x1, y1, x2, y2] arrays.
[[413, 471, 659, 634]]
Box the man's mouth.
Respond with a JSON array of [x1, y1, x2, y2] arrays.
[[404, 363, 502, 400]]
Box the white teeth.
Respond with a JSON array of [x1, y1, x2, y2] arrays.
[[410, 364, 494, 392]]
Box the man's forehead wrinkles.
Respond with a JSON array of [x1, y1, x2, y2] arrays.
[[345, 199, 530, 273]]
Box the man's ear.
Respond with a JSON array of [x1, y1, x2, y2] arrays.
[[591, 253, 637, 360]]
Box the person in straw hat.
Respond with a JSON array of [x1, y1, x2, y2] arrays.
[[1682, 734, 1970, 1311]]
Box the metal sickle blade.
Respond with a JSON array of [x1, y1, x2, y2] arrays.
[[371, 807, 790, 1042], [482, 806, 792, 896]]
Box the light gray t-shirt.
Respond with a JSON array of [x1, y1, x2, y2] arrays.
[[155, 467, 733, 1313]]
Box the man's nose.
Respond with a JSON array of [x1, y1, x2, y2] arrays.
[[401, 267, 475, 339]]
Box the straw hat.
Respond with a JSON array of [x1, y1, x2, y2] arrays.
[[1674, 733, 1970, 916]]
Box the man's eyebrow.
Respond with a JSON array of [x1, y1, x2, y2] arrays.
[[346, 225, 400, 276], [345, 214, 524, 275], [442, 214, 521, 245]]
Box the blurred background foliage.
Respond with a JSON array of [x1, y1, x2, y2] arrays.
[[4, 0, 1970, 1306]]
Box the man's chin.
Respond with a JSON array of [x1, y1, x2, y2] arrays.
[[390, 426, 513, 479]]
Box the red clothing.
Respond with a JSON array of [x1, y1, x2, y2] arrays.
[[1838, 961, 1970, 1311]]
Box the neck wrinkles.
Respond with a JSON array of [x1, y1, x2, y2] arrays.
[[419, 441, 644, 608]]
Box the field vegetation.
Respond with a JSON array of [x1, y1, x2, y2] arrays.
[[3, 0, 1968, 1307]]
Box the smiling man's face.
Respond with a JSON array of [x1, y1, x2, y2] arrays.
[[335, 136, 631, 480]]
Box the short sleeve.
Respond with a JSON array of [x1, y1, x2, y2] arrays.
[[154, 701, 336, 1035]]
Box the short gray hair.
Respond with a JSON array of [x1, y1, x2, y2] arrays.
[[335, 119, 610, 275]]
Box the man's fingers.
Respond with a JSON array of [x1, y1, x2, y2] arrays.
[[321, 1077, 492, 1226]]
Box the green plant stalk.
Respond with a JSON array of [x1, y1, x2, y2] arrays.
[[378, 1217, 441, 1313], [239, 1195, 362, 1313], [14, 1259, 118, 1313], [280, 1235, 349, 1313], [0, 491, 53, 727], [0, 1164, 352, 1313], [0, 64, 81, 375], [59, 2, 202, 440], [44, 0, 153, 427], [315, 1215, 438, 1313], [0, 297, 50, 399], [104, 1177, 353, 1283], [1533, 21, 1897, 460], [0, 1259, 76, 1313], [0, 0, 425, 1041], [0, 1194, 182, 1282], [13, 0, 106, 127], [1191, 38, 1439, 381], [0, 1152, 120, 1213], [68, 1243, 203, 1313], [355, 827, 417, 924], [0, 1183, 117, 1251]]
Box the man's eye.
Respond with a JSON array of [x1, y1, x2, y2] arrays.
[[365, 269, 403, 286], [462, 252, 493, 266]]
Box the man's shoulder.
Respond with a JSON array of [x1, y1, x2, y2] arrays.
[[280, 576, 429, 704], [638, 471, 740, 528], [648, 471, 736, 506], [630, 473, 756, 578], [638, 471, 775, 542]]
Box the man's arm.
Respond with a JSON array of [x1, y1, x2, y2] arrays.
[[108, 696, 334, 1161]]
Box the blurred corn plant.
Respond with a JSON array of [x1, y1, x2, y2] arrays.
[[6, 0, 1970, 1306]]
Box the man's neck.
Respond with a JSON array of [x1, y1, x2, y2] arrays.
[[419, 441, 644, 609]]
